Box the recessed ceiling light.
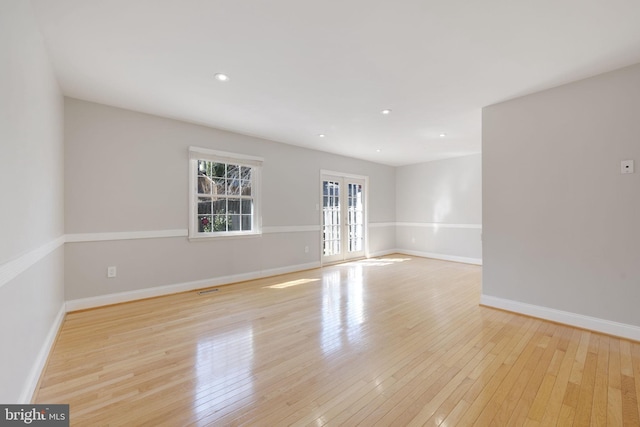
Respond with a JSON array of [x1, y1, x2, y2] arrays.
[[439, 133, 447, 137], [376, 149, 381, 152], [214, 73, 229, 82], [381, 109, 392, 115], [318, 134, 326, 138]]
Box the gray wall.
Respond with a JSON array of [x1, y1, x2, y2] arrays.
[[483, 63, 640, 326], [64, 99, 396, 300], [0, 3, 482, 401], [0, 0, 65, 403], [396, 155, 482, 263]]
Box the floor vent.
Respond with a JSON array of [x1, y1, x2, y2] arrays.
[[198, 288, 219, 295]]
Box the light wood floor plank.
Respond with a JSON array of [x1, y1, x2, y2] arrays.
[[633, 343, 640, 420], [457, 318, 542, 425], [591, 335, 610, 427], [507, 324, 562, 425], [33, 255, 640, 426], [622, 375, 640, 426]]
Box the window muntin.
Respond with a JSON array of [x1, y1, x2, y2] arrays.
[[189, 147, 262, 238]]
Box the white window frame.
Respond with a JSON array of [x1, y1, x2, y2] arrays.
[[189, 146, 263, 239]]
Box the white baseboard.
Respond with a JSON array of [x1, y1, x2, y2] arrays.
[[65, 261, 322, 312], [480, 295, 640, 342], [20, 303, 66, 404], [367, 248, 401, 258], [396, 249, 482, 265]]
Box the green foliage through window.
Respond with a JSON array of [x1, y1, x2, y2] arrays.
[[196, 160, 254, 234]]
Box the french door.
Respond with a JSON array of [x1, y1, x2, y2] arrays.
[[321, 174, 366, 263]]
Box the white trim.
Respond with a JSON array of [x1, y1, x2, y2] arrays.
[[480, 295, 640, 342], [320, 169, 368, 181], [66, 229, 188, 243], [189, 151, 263, 239], [262, 225, 320, 233], [368, 248, 400, 258], [66, 261, 322, 312], [65, 227, 322, 243], [396, 222, 482, 229], [20, 303, 66, 404], [188, 146, 264, 165], [397, 249, 483, 265], [0, 236, 66, 290], [369, 222, 395, 228], [320, 171, 369, 264], [188, 230, 262, 240]]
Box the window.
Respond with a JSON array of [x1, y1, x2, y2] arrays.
[[189, 147, 262, 238]]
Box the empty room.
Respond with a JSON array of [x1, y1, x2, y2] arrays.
[[2, 0, 640, 425]]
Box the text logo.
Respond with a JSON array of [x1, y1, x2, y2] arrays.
[[0, 405, 69, 426]]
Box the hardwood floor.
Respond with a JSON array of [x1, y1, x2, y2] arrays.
[[35, 255, 640, 426]]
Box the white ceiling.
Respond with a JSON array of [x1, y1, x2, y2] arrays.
[[31, 0, 640, 166]]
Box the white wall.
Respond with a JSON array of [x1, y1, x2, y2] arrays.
[[483, 63, 640, 335], [0, 0, 65, 403], [64, 99, 396, 304], [395, 155, 482, 264]]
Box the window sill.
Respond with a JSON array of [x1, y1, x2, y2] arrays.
[[188, 231, 262, 241]]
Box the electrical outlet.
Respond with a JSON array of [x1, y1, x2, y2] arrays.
[[107, 266, 117, 278], [304, 246, 309, 253], [621, 160, 634, 174]]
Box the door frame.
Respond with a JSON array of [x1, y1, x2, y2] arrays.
[[320, 170, 369, 265]]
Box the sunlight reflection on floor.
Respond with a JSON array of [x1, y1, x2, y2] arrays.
[[263, 278, 321, 289], [321, 264, 366, 355], [341, 257, 411, 267], [194, 325, 254, 417]]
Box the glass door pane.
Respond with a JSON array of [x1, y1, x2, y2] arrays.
[[322, 179, 341, 259], [347, 183, 364, 253], [322, 175, 366, 263]]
